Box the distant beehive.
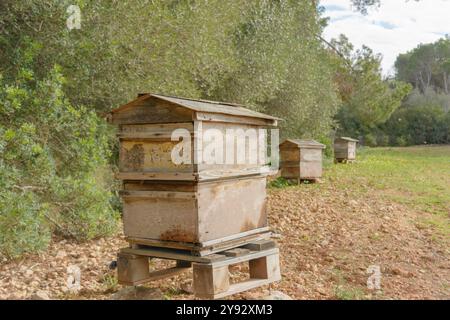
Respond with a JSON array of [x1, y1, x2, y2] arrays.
[[279, 139, 325, 182], [334, 137, 359, 163], [108, 93, 279, 252]]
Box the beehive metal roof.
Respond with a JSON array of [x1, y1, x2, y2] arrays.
[[336, 137, 359, 142], [110, 93, 280, 121], [280, 139, 326, 149]]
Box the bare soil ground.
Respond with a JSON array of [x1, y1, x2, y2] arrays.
[[0, 147, 449, 300], [0, 186, 448, 300]]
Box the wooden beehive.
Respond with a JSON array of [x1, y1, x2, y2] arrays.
[[334, 137, 358, 162], [108, 93, 279, 250], [279, 139, 325, 182]]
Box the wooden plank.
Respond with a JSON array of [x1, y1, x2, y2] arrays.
[[249, 253, 281, 280], [122, 194, 198, 242], [204, 248, 279, 268], [195, 112, 277, 127], [123, 181, 197, 192], [119, 190, 196, 200], [120, 122, 193, 134], [198, 170, 269, 182], [243, 240, 277, 251], [193, 248, 281, 299], [118, 133, 175, 140], [116, 172, 197, 180], [120, 247, 227, 263], [223, 248, 251, 257], [193, 265, 230, 297], [126, 230, 271, 256], [119, 139, 193, 173], [111, 99, 194, 125], [117, 253, 150, 285], [197, 177, 268, 243], [126, 237, 199, 251]]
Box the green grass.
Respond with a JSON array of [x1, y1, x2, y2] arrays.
[[325, 145, 450, 237], [332, 268, 368, 300]]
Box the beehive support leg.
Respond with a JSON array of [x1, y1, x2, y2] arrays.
[[249, 252, 281, 280], [193, 264, 230, 298], [117, 252, 150, 285]]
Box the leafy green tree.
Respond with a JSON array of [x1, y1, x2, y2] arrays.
[[330, 35, 412, 142], [395, 37, 450, 94], [0, 0, 340, 140], [383, 88, 450, 145]]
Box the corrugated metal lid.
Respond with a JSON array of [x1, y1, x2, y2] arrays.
[[281, 139, 326, 149]]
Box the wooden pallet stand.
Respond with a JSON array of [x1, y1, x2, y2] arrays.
[[117, 240, 281, 299], [193, 247, 281, 299], [126, 230, 272, 257]]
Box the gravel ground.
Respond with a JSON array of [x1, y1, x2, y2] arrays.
[[0, 183, 448, 300]]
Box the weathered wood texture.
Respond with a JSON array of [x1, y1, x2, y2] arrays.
[[126, 230, 271, 256], [195, 121, 269, 178], [121, 176, 268, 245], [280, 140, 325, 180], [117, 252, 191, 286], [193, 248, 281, 299], [110, 94, 278, 250], [117, 241, 280, 299], [117, 252, 150, 285], [118, 123, 194, 176], [116, 121, 270, 181], [110, 95, 276, 181], [334, 137, 358, 161]]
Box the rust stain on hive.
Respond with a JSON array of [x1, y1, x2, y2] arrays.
[[159, 227, 196, 243]]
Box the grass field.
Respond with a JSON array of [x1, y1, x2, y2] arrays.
[[266, 145, 450, 299], [324, 146, 450, 238]]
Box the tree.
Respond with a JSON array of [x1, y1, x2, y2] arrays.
[[330, 35, 412, 141], [395, 37, 450, 94]]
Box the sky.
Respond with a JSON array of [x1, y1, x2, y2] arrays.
[[321, 0, 450, 75]]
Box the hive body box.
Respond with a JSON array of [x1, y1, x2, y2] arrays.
[[108, 94, 279, 249], [334, 137, 359, 163], [279, 139, 325, 181]]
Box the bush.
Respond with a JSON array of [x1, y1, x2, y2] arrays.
[[51, 175, 119, 240], [384, 103, 449, 146], [0, 58, 119, 259], [364, 134, 377, 147], [0, 191, 51, 259]]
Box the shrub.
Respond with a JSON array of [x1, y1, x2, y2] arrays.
[[0, 59, 119, 259], [51, 175, 119, 240], [364, 134, 377, 147], [0, 191, 51, 259]]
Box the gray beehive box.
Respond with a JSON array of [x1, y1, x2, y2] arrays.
[[334, 137, 359, 163], [108, 93, 280, 251], [279, 139, 326, 182]]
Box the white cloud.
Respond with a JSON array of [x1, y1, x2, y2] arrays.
[[321, 0, 450, 75]]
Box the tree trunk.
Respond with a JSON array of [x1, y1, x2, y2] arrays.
[[444, 72, 449, 94]]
